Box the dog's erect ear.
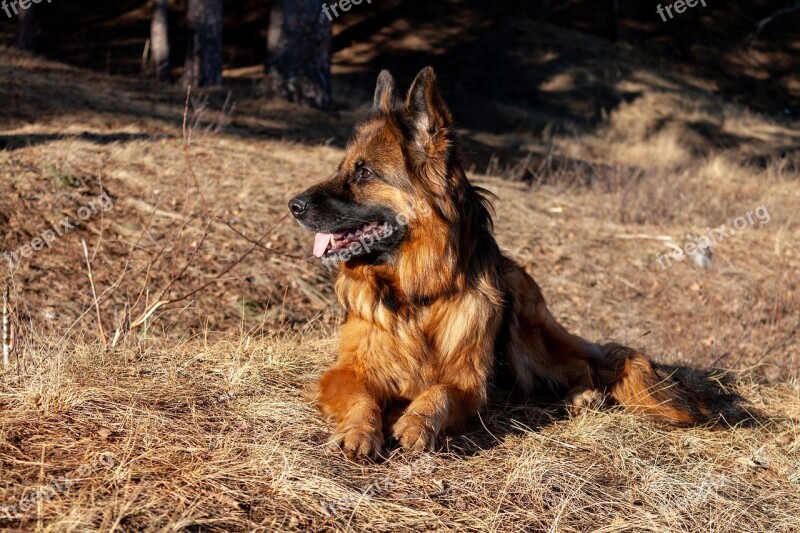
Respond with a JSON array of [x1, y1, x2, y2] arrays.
[[405, 67, 453, 147], [373, 70, 396, 112]]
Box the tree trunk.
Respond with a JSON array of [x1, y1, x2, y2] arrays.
[[266, 0, 332, 110], [184, 0, 223, 88], [608, 0, 619, 42], [151, 0, 171, 81], [15, 4, 35, 52]]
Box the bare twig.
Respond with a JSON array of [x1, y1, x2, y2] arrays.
[[175, 215, 290, 303], [128, 214, 290, 332], [216, 217, 306, 261], [161, 219, 213, 297], [81, 239, 107, 349], [182, 85, 194, 150], [110, 327, 123, 349], [141, 39, 151, 75], [745, 3, 800, 42], [56, 205, 162, 349], [182, 85, 211, 215], [129, 300, 169, 330], [212, 92, 236, 134], [127, 220, 208, 332], [2, 283, 10, 367]]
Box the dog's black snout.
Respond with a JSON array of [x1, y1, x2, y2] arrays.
[[289, 196, 309, 218]]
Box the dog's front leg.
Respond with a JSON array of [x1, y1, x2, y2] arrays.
[[393, 385, 481, 452], [318, 366, 383, 460]]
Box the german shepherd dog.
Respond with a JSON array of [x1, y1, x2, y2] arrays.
[[289, 67, 712, 460]]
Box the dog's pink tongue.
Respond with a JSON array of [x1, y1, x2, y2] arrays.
[[313, 233, 333, 258]]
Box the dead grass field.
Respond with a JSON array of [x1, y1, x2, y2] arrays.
[[1, 337, 799, 532], [1, 32, 799, 532]]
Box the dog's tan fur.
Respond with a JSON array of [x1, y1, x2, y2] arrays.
[[296, 68, 710, 460]]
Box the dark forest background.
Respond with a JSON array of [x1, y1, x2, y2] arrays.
[[0, 0, 798, 119]]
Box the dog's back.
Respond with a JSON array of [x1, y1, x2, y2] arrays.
[[498, 257, 710, 424]]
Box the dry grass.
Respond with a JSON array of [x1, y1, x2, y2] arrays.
[[1, 36, 799, 531], [0, 337, 799, 531]]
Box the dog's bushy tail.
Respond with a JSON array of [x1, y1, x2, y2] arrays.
[[596, 343, 713, 425]]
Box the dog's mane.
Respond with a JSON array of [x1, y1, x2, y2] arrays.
[[338, 105, 503, 308]]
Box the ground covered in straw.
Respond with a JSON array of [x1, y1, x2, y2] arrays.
[[1, 337, 799, 531]]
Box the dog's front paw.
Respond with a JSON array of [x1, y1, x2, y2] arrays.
[[393, 413, 437, 452], [329, 423, 383, 461], [566, 388, 604, 416]]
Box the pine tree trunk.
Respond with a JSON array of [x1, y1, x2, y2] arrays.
[[15, 4, 35, 52], [266, 0, 332, 110], [608, 0, 619, 42], [184, 0, 223, 88], [151, 0, 171, 81]]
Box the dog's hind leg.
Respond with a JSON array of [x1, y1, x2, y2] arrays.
[[566, 388, 605, 415], [564, 368, 605, 416], [318, 366, 384, 460]]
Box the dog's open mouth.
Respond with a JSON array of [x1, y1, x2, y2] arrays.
[[313, 221, 392, 258]]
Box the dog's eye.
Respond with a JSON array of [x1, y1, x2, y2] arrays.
[[355, 167, 374, 183]]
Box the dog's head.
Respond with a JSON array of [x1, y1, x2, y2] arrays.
[[288, 67, 462, 267]]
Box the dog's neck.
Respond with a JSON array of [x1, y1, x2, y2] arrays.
[[335, 168, 501, 324]]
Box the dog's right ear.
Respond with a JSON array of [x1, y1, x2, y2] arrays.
[[373, 70, 396, 113]]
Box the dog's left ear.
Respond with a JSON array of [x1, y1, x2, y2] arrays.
[[405, 67, 453, 152], [374, 70, 396, 113]]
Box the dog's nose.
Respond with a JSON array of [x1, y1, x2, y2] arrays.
[[289, 196, 308, 218]]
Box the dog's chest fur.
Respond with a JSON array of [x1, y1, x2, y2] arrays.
[[336, 270, 500, 400]]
